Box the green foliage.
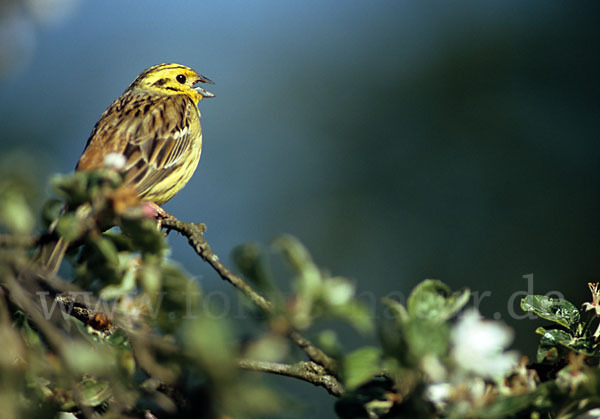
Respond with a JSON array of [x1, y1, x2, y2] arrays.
[[342, 347, 382, 390], [407, 279, 470, 322], [0, 170, 290, 418], [334, 281, 471, 418], [522, 291, 600, 363], [521, 294, 581, 331], [0, 168, 599, 418], [0, 185, 35, 235], [272, 235, 373, 333], [336, 284, 600, 418], [0, 157, 39, 236], [380, 280, 470, 368]]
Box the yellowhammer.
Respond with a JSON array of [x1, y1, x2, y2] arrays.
[[41, 63, 214, 272], [79, 63, 214, 203]]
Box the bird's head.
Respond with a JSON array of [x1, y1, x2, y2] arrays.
[[128, 63, 215, 103]]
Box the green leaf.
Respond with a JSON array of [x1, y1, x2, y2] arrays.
[[0, 191, 34, 234], [535, 327, 574, 362], [343, 346, 382, 390], [51, 170, 124, 208], [51, 172, 89, 204], [331, 300, 374, 334], [535, 326, 593, 361], [317, 330, 343, 358], [55, 377, 112, 410], [64, 341, 115, 374], [78, 377, 112, 407], [120, 217, 166, 255], [180, 314, 236, 384], [405, 319, 449, 360], [92, 236, 120, 268], [103, 230, 136, 252], [154, 264, 201, 332], [382, 297, 410, 324], [139, 257, 162, 295], [379, 295, 451, 365], [470, 392, 539, 418], [272, 235, 317, 275], [521, 295, 580, 330], [106, 329, 129, 348], [407, 279, 470, 322], [21, 317, 43, 347], [41, 198, 63, 228], [98, 255, 137, 300], [322, 276, 355, 306], [56, 213, 86, 241]]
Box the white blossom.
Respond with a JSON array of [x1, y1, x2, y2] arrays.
[[451, 309, 519, 380], [425, 382, 452, 410], [103, 153, 127, 171]]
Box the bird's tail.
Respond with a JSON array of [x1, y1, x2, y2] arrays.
[[36, 203, 93, 274], [37, 235, 70, 274], [37, 205, 70, 274]]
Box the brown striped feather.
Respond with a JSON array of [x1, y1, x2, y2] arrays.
[[76, 92, 202, 204]]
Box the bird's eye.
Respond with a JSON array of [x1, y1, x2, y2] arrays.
[[176, 74, 186, 84]]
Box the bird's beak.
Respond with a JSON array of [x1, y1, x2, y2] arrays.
[[194, 74, 215, 98]]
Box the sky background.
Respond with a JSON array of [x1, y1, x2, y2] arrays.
[[1, 1, 599, 417]]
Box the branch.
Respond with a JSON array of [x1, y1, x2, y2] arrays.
[[160, 215, 340, 377], [238, 359, 344, 397], [160, 217, 272, 311]]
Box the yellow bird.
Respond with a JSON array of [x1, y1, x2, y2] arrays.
[[78, 63, 214, 203], [41, 63, 214, 272]]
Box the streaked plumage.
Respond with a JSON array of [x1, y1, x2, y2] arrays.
[[40, 63, 214, 273], [77, 63, 214, 204]]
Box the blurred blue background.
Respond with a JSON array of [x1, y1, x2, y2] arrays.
[[1, 1, 599, 416]]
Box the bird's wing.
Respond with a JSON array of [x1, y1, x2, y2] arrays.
[[77, 93, 200, 200]]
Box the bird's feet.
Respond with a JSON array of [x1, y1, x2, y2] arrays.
[[145, 203, 171, 231]]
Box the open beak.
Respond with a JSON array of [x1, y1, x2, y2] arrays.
[[194, 74, 215, 98]]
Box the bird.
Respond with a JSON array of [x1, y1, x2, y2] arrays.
[[40, 63, 214, 273]]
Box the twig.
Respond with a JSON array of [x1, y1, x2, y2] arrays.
[[287, 330, 338, 374], [238, 359, 344, 397], [161, 217, 272, 311], [160, 215, 340, 377]]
